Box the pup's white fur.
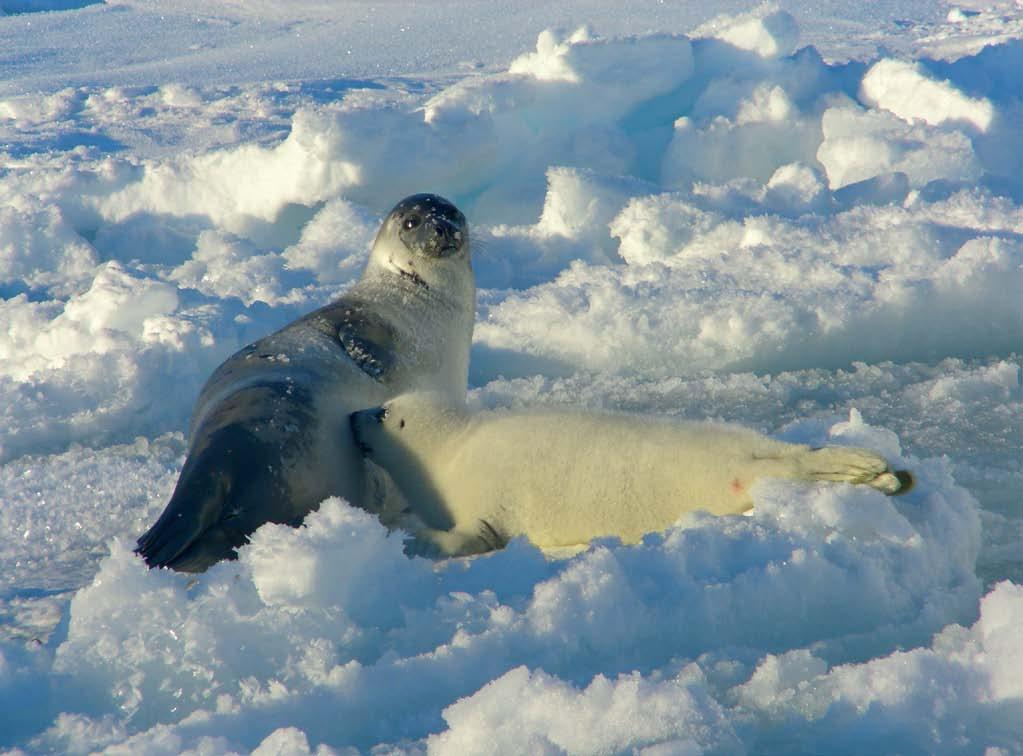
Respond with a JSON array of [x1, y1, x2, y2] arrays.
[[351, 392, 911, 556]]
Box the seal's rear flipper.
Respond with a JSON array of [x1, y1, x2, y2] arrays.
[[780, 446, 915, 497], [136, 420, 298, 572], [889, 469, 915, 496], [135, 469, 240, 572], [861, 468, 915, 496], [144, 526, 243, 573]]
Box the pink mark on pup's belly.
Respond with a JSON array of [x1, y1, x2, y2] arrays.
[[731, 478, 745, 494]]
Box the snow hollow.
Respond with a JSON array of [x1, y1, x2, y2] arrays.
[[2, 1, 1023, 753]]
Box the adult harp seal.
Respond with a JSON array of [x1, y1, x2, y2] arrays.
[[136, 194, 474, 571]]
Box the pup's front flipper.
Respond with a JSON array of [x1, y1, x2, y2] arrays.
[[403, 520, 507, 558]]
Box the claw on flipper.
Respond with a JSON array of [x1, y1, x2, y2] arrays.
[[890, 469, 915, 495], [869, 468, 915, 496]]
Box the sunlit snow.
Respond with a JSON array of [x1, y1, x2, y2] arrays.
[[2, 1, 1023, 753]]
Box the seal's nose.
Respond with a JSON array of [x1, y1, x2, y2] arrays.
[[423, 216, 462, 257]]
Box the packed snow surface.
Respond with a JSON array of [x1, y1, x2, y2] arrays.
[[3, 1, 1023, 753]]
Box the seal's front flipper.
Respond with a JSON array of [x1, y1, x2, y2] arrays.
[[336, 305, 397, 380], [402, 521, 504, 558]]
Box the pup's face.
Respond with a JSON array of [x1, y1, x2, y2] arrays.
[[350, 394, 423, 460], [349, 393, 457, 462]]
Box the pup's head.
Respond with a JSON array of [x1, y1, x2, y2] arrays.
[[349, 392, 463, 463]]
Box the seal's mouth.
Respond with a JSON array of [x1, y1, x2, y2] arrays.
[[414, 234, 462, 259]]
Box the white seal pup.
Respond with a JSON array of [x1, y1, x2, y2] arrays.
[[350, 393, 914, 556], [136, 194, 475, 572]]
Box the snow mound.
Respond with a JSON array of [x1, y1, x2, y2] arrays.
[[430, 665, 740, 755], [694, 5, 800, 59], [8, 412, 983, 752], [861, 58, 995, 131], [3, 5, 1023, 753]]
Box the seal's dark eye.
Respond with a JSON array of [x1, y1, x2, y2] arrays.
[[403, 216, 421, 230]]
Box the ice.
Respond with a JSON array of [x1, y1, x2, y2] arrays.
[[3, 0, 1023, 752], [0, 204, 97, 296], [734, 582, 1023, 752], [11, 449, 985, 751], [860, 58, 995, 131], [429, 665, 741, 755], [694, 6, 800, 59], [817, 103, 982, 189], [280, 199, 376, 286], [96, 108, 360, 239]]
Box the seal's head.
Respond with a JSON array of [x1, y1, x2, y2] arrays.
[[389, 193, 467, 259], [369, 193, 471, 292], [362, 194, 476, 395]]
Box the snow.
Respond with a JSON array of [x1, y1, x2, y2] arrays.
[[2, 0, 1023, 753], [860, 58, 996, 131], [693, 7, 801, 59]]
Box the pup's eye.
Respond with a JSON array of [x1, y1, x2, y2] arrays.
[[399, 419, 406, 429], [403, 216, 421, 230]]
